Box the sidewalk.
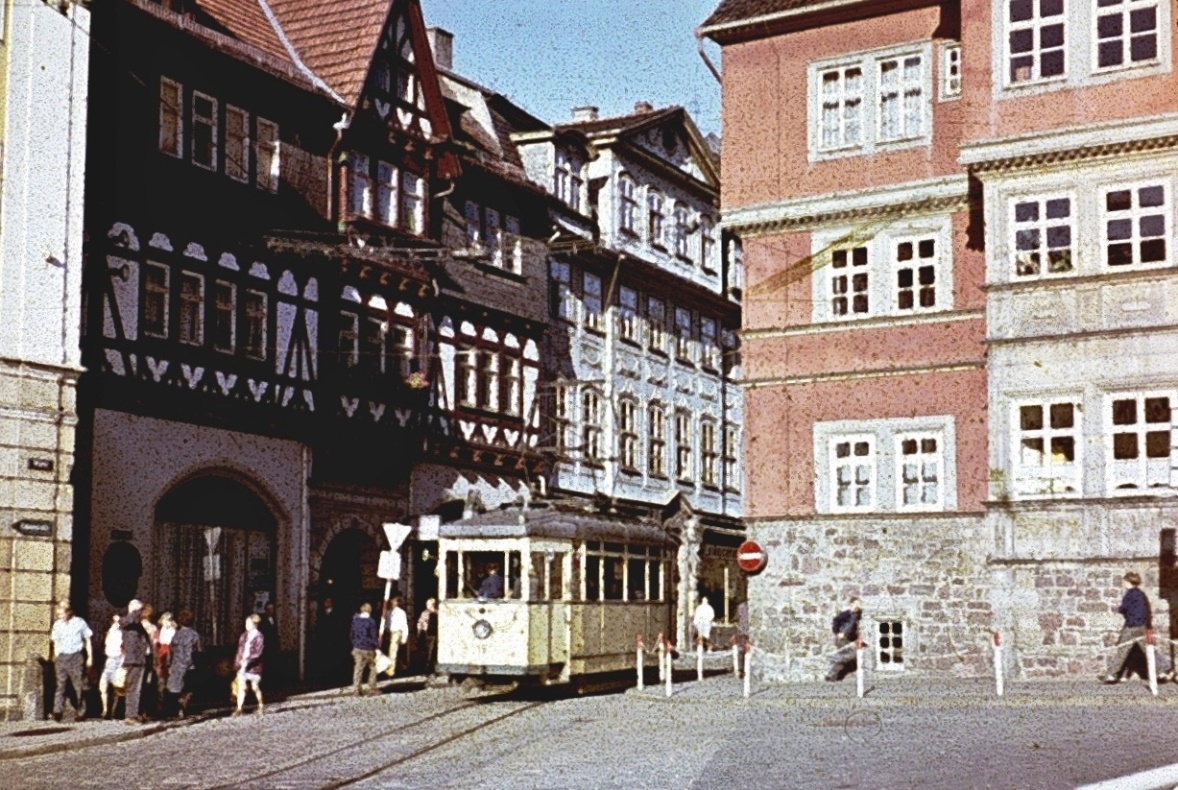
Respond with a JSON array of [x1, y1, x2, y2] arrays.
[[0, 674, 430, 762]]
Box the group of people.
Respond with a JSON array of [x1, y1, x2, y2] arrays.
[[346, 596, 439, 696]]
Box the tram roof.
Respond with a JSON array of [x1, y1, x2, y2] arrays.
[[438, 506, 677, 547]]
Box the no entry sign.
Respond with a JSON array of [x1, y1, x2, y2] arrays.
[[736, 541, 766, 573]]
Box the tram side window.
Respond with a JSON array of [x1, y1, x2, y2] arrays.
[[550, 553, 564, 599], [649, 554, 663, 602], [585, 554, 601, 601], [628, 557, 647, 601], [603, 556, 624, 600], [530, 553, 547, 600]]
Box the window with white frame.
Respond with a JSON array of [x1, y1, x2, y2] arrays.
[[831, 245, 870, 317], [255, 118, 279, 193], [940, 42, 962, 99], [178, 272, 204, 346], [484, 208, 502, 267], [1014, 400, 1080, 495], [723, 425, 739, 491], [553, 382, 571, 454], [401, 172, 425, 234], [478, 349, 500, 411], [225, 106, 249, 183], [1103, 183, 1169, 267], [618, 174, 638, 235], [456, 345, 477, 406], [699, 317, 719, 370], [376, 162, 399, 226], [550, 260, 573, 321], [504, 215, 522, 274], [818, 65, 864, 151], [674, 307, 693, 363], [361, 316, 386, 374], [212, 281, 235, 353], [338, 311, 360, 368], [876, 620, 905, 670], [648, 404, 667, 477], [647, 190, 666, 248], [675, 410, 693, 482], [583, 272, 603, 332], [618, 286, 639, 343], [502, 358, 522, 416], [142, 262, 169, 339], [673, 204, 691, 258], [619, 397, 639, 472], [192, 92, 218, 170], [160, 78, 182, 158], [1012, 195, 1074, 277], [243, 290, 267, 360], [700, 419, 718, 487], [700, 216, 716, 271], [831, 435, 876, 511], [647, 297, 667, 353], [555, 150, 582, 212], [390, 325, 415, 377], [464, 201, 482, 246], [582, 389, 603, 463], [347, 153, 373, 218], [877, 55, 925, 142], [1006, 0, 1066, 84], [1095, 0, 1160, 71], [893, 238, 937, 311], [896, 433, 943, 510], [1109, 392, 1173, 491]]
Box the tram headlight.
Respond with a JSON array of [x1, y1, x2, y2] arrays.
[[472, 619, 493, 640]]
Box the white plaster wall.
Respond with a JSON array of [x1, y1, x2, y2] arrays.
[[0, 1, 88, 369]]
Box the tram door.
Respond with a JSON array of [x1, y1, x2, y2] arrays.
[[532, 548, 568, 675]]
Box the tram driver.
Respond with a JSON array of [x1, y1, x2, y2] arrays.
[[478, 564, 505, 599]]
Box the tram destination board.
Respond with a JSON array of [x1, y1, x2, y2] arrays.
[[736, 541, 766, 573]]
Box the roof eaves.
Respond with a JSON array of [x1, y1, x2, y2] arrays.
[[699, 0, 866, 40]]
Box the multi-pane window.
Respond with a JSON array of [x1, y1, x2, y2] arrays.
[[619, 397, 639, 472], [723, 425, 739, 491], [478, 350, 500, 411], [1012, 196, 1074, 277], [504, 215, 522, 274], [553, 382, 571, 454], [178, 272, 204, 346], [1095, 0, 1159, 70], [1103, 183, 1168, 267], [361, 317, 386, 374], [582, 389, 603, 463], [673, 204, 691, 258], [647, 190, 666, 248], [376, 162, 398, 226], [877, 621, 904, 670], [212, 281, 235, 353], [618, 174, 638, 235], [1006, 0, 1066, 84], [1015, 401, 1080, 495], [674, 307, 693, 362], [894, 238, 937, 311], [390, 325, 415, 377], [143, 263, 169, 339], [555, 150, 582, 212], [831, 436, 875, 511], [819, 65, 864, 150], [401, 172, 425, 234], [464, 201, 482, 246], [255, 118, 279, 193], [550, 260, 573, 321], [877, 55, 924, 142], [502, 357, 522, 417], [940, 43, 962, 99], [699, 317, 720, 370], [831, 246, 869, 316], [647, 297, 667, 353], [1109, 393, 1173, 491], [159, 78, 182, 158], [456, 345, 477, 406], [225, 106, 249, 183], [484, 208, 502, 267], [700, 217, 716, 271], [347, 153, 373, 218], [192, 92, 218, 170], [618, 286, 639, 343], [675, 410, 693, 482], [243, 290, 267, 360], [896, 433, 942, 510], [648, 404, 666, 477], [700, 419, 718, 487], [338, 311, 359, 368], [583, 272, 603, 331]]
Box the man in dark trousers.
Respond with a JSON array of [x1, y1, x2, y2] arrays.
[[825, 596, 863, 682], [350, 603, 380, 696], [1100, 571, 1174, 683]]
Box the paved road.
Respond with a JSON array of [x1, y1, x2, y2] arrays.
[[3, 680, 1177, 789]]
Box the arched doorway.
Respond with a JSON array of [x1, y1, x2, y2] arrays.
[[319, 528, 382, 619], [155, 475, 277, 650]]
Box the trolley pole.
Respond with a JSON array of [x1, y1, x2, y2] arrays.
[[992, 631, 1004, 697], [855, 637, 865, 699], [1147, 629, 1159, 697], [636, 636, 645, 691]]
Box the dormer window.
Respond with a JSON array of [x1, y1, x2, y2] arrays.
[[647, 190, 666, 248], [345, 151, 425, 235], [555, 150, 582, 212], [347, 153, 373, 217]]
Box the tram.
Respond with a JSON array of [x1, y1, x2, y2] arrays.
[[436, 504, 676, 687]]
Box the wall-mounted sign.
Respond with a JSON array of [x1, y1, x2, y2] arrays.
[[13, 520, 53, 537], [27, 458, 54, 472]]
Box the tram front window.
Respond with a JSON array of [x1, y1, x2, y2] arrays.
[[455, 551, 522, 600]]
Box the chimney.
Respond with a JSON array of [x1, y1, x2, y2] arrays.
[[427, 27, 453, 71], [572, 106, 599, 123], [633, 101, 654, 114]]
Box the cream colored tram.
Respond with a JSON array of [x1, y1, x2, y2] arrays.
[[436, 506, 674, 686]]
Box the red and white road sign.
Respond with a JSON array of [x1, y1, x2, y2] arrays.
[[736, 541, 766, 573]]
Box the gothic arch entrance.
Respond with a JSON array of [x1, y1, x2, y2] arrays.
[[155, 474, 277, 649], [318, 528, 382, 618]]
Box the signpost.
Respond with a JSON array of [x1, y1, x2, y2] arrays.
[[736, 541, 766, 573], [378, 523, 413, 640]]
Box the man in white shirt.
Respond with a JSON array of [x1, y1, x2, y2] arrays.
[[692, 595, 715, 653], [385, 597, 409, 675], [49, 602, 93, 721]]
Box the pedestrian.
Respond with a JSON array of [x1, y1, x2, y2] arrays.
[[478, 564, 504, 599], [825, 596, 863, 682], [385, 596, 408, 674], [692, 595, 715, 652], [416, 597, 438, 674], [1100, 571, 1175, 684], [119, 599, 150, 724], [139, 603, 159, 717], [156, 611, 176, 710], [316, 596, 346, 684], [350, 603, 379, 696], [233, 614, 265, 715], [48, 601, 94, 722], [97, 613, 123, 719], [260, 601, 280, 689], [164, 610, 202, 718]]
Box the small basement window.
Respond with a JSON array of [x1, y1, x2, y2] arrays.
[[877, 619, 904, 670]]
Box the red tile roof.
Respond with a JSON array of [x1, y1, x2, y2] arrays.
[[194, 0, 290, 62], [701, 0, 833, 30], [556, 106, 682, 138]]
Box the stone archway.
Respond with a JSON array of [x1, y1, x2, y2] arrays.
[[316, 527, 383, 618]]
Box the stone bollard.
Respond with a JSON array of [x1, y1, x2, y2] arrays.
[[22, 654, 47, 722]]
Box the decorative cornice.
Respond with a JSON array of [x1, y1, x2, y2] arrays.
[[722, 174, 970, 236], [960, 113, 1178, 174], [743, 308, 985, 341]]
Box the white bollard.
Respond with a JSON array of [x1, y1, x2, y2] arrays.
[[993, 631, 1004, 697], [743, 645, 751, 698], [656, 633, 665, 682], [856, 639, 865, 699], [665, 642, 674, 697], [732, 642, 740, 677], [1147, 629, 1158, 697], [637, 637, 645, 691], [697, 638, 704, 682]]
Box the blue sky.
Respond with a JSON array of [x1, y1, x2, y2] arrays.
[[419, 1, 724, 136]]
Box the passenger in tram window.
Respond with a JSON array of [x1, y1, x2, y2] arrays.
[[478, 564, 505, 599]]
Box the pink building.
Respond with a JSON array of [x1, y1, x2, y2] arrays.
[[703, 0, 1178, 680]]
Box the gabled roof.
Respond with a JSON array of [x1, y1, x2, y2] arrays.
[[195, 0, 290, 62], [701, 0, 823, 28]]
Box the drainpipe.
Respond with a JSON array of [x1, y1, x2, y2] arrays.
[[695, 28, 722, 84], [326, 112, 351, 224]]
